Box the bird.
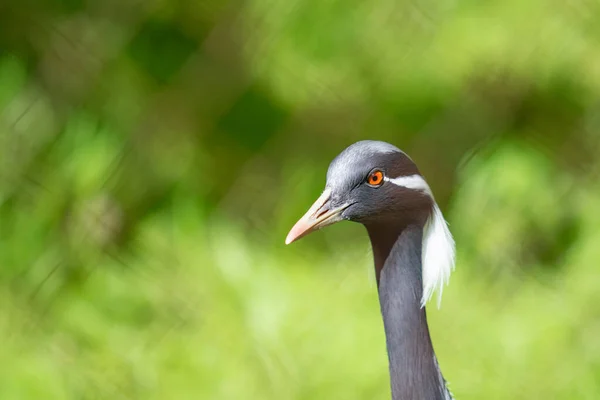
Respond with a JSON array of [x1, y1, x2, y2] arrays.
[[285, 140, 456, 400]]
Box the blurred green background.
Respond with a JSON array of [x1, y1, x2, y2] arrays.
[[1, 0, 600, 398]]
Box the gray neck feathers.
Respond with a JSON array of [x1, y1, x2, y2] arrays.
[[367, 224, 451, 400]]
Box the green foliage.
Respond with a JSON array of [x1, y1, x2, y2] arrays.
[[1, 0, 600, 398]]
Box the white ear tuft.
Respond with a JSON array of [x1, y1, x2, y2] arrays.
[[420, 203, 455, 308], [386, 174, 456, 308]]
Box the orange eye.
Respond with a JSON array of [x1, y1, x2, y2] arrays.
[[367, 170, 384, 186]]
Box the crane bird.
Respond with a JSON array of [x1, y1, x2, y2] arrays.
[[285, 140, 455, 400]]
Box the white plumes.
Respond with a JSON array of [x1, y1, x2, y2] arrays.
[[386, 175, 432, 196], [386, 175, 456, 308], [421, 203, 456, 308]]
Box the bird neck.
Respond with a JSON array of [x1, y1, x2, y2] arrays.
[[366, 223, 450, 400]]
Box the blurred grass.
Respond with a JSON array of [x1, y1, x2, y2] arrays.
[[2, 184, 600, 399], [1, 0, 600, 398]]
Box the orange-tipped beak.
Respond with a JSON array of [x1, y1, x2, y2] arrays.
[[285, 188, 349, 245]]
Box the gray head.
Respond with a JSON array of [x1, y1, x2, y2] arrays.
[[286, 140, 433, 244], [324, 140, 433, 225], [286, 140, 455, 306]]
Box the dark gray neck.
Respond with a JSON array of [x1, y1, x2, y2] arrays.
[[367, 223, 450, 400]]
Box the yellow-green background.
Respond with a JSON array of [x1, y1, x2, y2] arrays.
[[1, 0, 599, 398]]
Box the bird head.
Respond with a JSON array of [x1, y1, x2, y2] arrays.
[[285, 140, 455, 307], [285, 140, 434, 244]]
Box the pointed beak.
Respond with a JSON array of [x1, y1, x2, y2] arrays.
[[285, 188, 350, 245]]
